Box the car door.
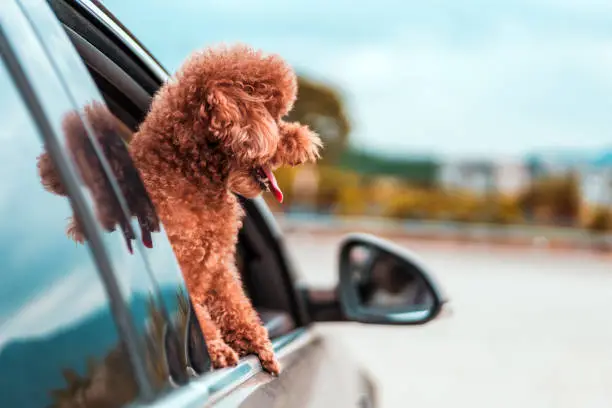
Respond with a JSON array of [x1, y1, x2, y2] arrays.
[[0, 1, 196, 405], [7, 1, 377, 407], [0, 5, 158, 408]]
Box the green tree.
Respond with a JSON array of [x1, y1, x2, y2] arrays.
[[338, 149, 439, 187]]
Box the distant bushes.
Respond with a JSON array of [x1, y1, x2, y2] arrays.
[[266, 165, 611, 234], [518, 173, 581, 226]]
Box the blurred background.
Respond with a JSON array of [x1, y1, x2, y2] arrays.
[[104, 0, 612, 252], [103, 1, 612, 407]]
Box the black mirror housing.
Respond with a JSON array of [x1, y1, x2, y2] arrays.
[[338, 233, 447, 325]]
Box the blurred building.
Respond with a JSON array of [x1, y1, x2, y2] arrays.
[[495, 162, 530, 196], [438, 160, 496, 194]]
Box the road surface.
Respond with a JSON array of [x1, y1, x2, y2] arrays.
[[284, 232, 612, 408]]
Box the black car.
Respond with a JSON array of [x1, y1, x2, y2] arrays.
[[0, 0, 448, 406]]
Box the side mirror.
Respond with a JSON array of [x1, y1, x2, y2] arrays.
[[338, 233, 446, 325]]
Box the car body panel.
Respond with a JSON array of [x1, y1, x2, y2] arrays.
[[209, 330, 372, 408], [136, 329, 374, 408]]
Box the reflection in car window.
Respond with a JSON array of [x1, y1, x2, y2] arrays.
[[12, 0, 205, 385], [0, 57, 139, 408], [21, 0, 208, 374], [37, 102, 160, 254], [36, 102, 206, 376]]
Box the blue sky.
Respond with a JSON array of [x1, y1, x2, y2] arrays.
[[103, 0, 612, 160]]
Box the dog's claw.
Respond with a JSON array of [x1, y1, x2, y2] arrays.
[[255, 346, 281, 376], [261, 357, 281, 376]]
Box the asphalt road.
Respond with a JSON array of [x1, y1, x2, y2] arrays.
[[284, 232, 612, 408]]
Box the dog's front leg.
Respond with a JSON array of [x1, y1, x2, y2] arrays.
[[205, 261, 280, 375], [165, 228, 240, 370], [191, 302, 239, 369]]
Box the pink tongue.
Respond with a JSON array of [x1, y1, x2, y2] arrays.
[[263, 167, 283, 203]]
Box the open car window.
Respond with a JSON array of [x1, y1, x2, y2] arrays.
[[89, 76, 297, 340], [45, 0, 299, 340]]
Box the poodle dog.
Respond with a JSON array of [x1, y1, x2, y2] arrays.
[[37, 44, 322, 374]]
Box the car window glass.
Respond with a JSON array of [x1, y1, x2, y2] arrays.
[[21, 0, 209, 375], [0, 55, 141, 408], [1, 0, 193, 396]]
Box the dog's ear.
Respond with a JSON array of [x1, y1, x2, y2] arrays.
[[201, 85, 279, 164], [270, 121, 322, 167]]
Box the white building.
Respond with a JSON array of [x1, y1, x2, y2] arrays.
[[438, 160, 529, 196]]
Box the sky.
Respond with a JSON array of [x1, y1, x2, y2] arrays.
[[102, 0, 612, 161]]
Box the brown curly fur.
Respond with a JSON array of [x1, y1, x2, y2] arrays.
[[37, 44, 322, 374]]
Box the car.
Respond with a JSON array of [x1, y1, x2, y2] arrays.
[[0, 0, 449, 407]]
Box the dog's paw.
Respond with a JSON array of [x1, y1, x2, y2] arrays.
[[255, 345, 281, 376], [261, 357, 281, 376], [207, 339, 239, 369]]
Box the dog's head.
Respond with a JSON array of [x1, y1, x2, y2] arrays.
[[174, 44, 322, 202]]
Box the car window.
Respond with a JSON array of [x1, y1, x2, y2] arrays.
[[0, 0, 196, 401], [22, 0, 211, 375], [0, 52, 141, 408]]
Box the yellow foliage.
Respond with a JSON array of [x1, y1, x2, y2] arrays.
[[268, 165, 536, 227], [586, 207, 612, 233], [337, 185, 367, 215]]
